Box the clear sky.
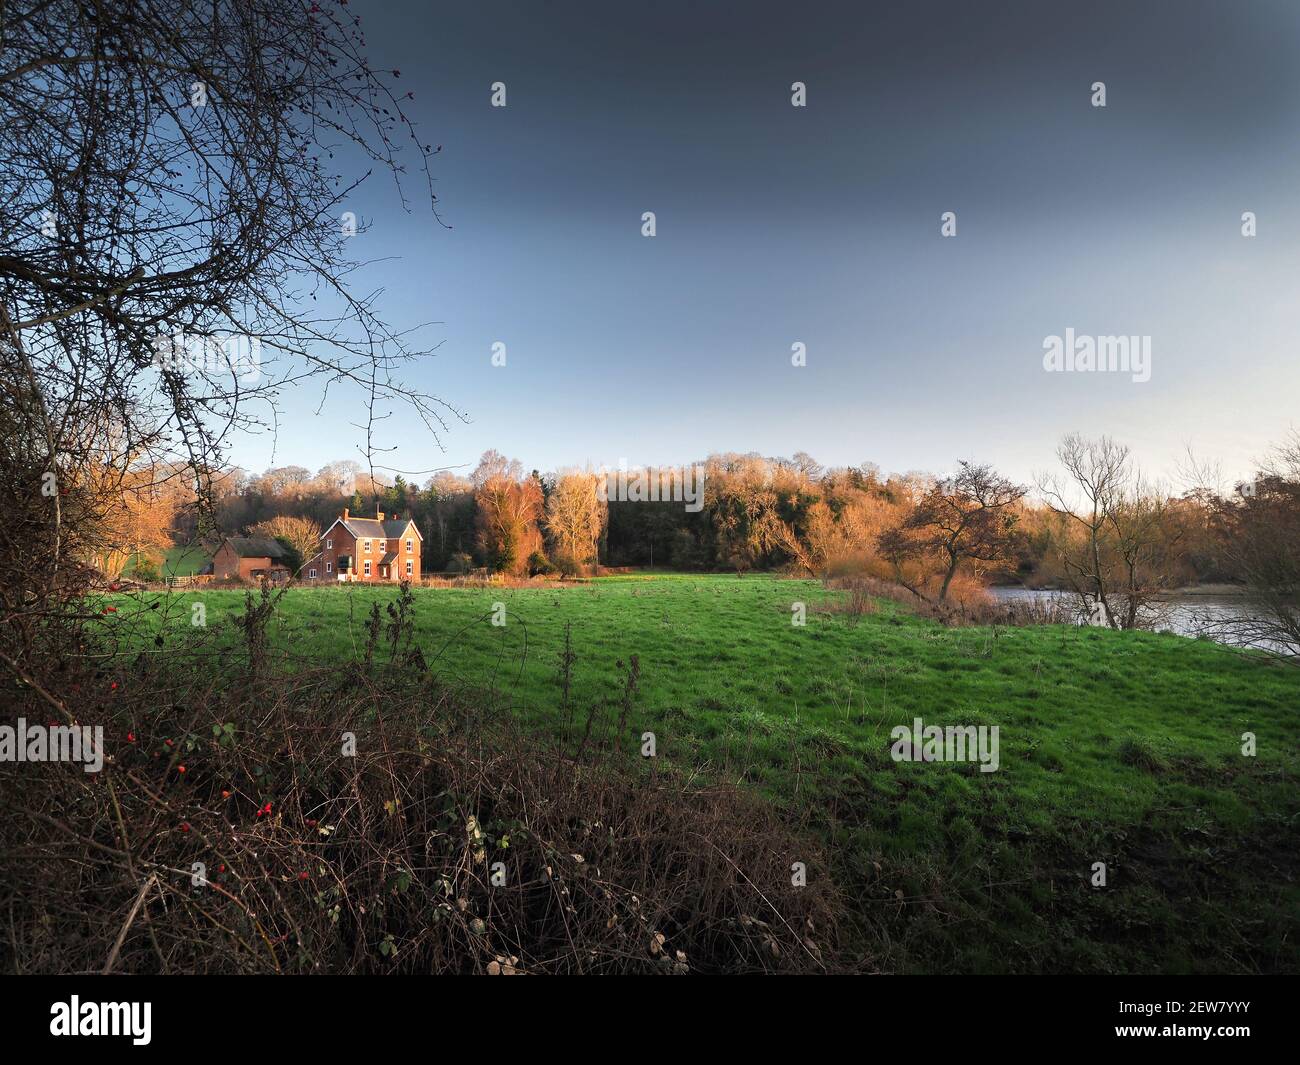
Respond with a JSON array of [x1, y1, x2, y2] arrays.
[[235, 0, 1300, 488]]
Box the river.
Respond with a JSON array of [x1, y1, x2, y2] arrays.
[[988, 586, 1284, 651]]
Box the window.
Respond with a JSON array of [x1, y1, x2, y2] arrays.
[[405, 559, 413, 576], [406, 539, 413, 553], [378, 540, 386, 553], [326, 538, 332, 550], [309, 568, 317, 579], [363, 560, 371, 576], [363, 539, 371, 553], [326, 561, 332, 574]]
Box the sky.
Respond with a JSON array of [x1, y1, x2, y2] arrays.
[[235, 0, 1300, 488]]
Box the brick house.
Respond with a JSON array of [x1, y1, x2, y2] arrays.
[[300, 508, 422, 583], [211, 536, 293, 582]]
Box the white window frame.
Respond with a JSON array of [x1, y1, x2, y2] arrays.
[[405, 559, 413, 576], [363, 560, 371, 576], [406, 538, 413, 553], [309, 568, 317, 579], [379, 539, 386, 553], [363, 539, 372, 553], [325, 561, 332, 574], [326, 538, 332, 550]]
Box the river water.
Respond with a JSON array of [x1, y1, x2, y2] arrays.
[[988, 586, 1281, 651]]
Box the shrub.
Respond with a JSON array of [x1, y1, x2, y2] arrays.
[[528, 550, 556, 577], [0, 591, 855, 974]]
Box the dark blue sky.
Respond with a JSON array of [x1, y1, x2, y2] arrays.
[[243, 0, 1300, 485]]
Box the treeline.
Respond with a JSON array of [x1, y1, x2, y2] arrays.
[[186, 451, 919, 574], [71, 433, 1297, 656], [149, 441, 1282, 599]]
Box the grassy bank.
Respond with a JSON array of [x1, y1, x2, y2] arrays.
[[107, 574, 1300, 973]]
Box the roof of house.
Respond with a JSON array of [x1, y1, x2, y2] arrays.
[[378, 551, 398, 565], [223, 536, 290, 559], [321, 515, 422, 542]]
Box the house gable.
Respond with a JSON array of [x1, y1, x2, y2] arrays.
[[319, 518, 358, 545], [382, 518, 423, 542]]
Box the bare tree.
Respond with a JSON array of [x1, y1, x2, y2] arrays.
[[1037, 434, 1131, 627], [1, 0, 459, 661], [894, 461, 1026, 601], [1105, 480, 1184, 629], [1205, 436, 1300, 659]]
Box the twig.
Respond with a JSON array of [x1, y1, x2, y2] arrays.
[[102, 873, 157, 974]]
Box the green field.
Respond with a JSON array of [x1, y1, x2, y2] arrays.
[[114, 574, 1300, 973], [122, 544, 209, 577]]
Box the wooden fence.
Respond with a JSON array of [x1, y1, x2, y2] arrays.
[[164, 574, 212, 588]]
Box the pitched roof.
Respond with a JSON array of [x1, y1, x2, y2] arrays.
[[383, 519, 418, 538], [321, 516, 422, 541], [340, 517, 388, 539], [224, 536, 290, 559]]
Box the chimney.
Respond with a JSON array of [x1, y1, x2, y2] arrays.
[[377, 510, 384, 522], [343, 507, 349, 519]]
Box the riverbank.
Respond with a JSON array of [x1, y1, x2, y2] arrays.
[[999, 581, 1253, 598]]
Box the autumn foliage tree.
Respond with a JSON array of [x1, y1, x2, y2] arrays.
[[473, 453, 544, 576], [544, 472, 607, 574], [248, 515, 323, 574], [91, 469, 180, 579]]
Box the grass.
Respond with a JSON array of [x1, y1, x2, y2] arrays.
[[122, 544, 209, 577], [109, 573, 1300, 973]]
